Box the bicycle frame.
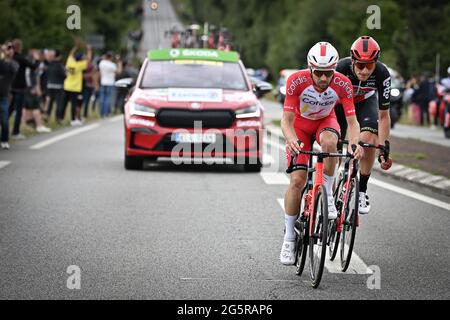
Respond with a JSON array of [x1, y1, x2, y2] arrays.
[[288, 149, 352, 239], [335, 157, 359, 233], [335, 139, 390, 233], [303, 158, 324, 237]]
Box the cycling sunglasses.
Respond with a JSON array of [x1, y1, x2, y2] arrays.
[[354, 61, 376, 71], [312, 70, 334, 78]]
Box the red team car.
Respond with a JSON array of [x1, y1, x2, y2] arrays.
[[117, 49, 271, 171]]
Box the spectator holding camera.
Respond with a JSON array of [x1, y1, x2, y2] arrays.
[[9, 39, 40, 140], [0, 41, 19, 149], [45, 49, 66, 120], [99, 52, 123, 117]]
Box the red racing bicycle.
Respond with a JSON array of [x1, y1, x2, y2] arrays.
[[287, 139, 356, 288]]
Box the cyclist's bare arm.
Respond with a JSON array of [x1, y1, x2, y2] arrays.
[[281, 111, 302, 155], [345, 115, 364, 159], [378, 109, 390, 146]]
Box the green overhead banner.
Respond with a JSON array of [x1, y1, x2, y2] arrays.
[[148, 49, 239, 63]]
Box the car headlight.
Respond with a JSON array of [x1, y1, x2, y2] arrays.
[[129, 102, 157, 117], [280, 86, 287, 95], [391, 88, 400, 97], [235, 104, 261, 119]]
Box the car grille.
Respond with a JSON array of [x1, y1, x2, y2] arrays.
[[156, 109, 235, 128], [153, 134, 236, 152]]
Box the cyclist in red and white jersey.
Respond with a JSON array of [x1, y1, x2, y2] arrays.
[[280, 42, 363, 265]]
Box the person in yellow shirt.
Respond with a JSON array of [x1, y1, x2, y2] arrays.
[[58, 44, 92, 125]]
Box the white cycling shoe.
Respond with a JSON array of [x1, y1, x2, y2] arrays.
[[327, 196, 338, 220], [359, 192, 371, 214], [280, 240, 296, 265]]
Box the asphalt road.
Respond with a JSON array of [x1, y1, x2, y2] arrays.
[[1, 0, 449, 302], [0, 103, 449, 299]]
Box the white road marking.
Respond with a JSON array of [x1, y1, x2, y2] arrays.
[[277, 198, 285, 210], [261, 172, 290, 185], [262, 154, 275, 165], [0, 161, 11, 170], [30, 124, 101, 150], [325, 249, 373, 275], [277, 198, 372, 275], [370, 178, 450, 212]]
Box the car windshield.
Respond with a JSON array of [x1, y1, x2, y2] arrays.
[[140, 60, 248, 91]]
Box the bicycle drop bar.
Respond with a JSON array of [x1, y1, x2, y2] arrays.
[[340, 139, 390, 161], [286, 140, 357, 174]]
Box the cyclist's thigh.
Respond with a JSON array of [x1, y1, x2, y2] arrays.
[[356, 95, 379, 136], [286, 118, 317, 168], [316, 114, 340, 147]]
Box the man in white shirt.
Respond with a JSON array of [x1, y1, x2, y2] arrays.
[[99, 52, 123, 117]]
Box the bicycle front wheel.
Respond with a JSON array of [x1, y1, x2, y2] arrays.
[[328, 173, 344, 261], [309, 185, 328, 288], [340, 175, 359, 272], [295, 187, 308, 276]]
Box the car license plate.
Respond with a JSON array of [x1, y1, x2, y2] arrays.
[[173, 133, 217, 144]]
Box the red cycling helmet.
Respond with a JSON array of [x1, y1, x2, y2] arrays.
[[350, 36, 380, 62]]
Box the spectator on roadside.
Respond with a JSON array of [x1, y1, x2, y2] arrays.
[[0, 41, 19, 150], [9, 39, 40, 140], [39, 49, 50, 117], [404, 74, 419, 105], [441, 67, 450, 90], [61, 41, 92, 126], [46, 49, 66, 121], [412, 72, 434, 126], [114, 59, 138, 114], [22, 49, 52, 134], [82, 59, 96, 119], [99, 52, 123, 117]]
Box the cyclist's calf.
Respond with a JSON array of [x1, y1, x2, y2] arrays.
[[285, 170, 307, 215], [359, 131, 377, 175]]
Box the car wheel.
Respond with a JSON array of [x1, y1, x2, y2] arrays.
[[125, 153, 143, 170]]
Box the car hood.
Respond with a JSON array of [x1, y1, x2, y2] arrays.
[[131, 88, 260, 110]]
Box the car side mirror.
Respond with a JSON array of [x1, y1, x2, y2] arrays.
[[115, 78, 134, 89], [254, 81, 273, 98]]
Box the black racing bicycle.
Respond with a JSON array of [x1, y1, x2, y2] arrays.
[[328, 140, 390, 271]]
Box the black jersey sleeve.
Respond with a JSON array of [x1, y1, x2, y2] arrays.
[[336, 57, 351, 75], [377, 63, 391, 110]]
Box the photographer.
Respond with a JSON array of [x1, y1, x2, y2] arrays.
[[0, 42, 18, 149], [98, 52, 123, 117], [9, 39, 40, 140]]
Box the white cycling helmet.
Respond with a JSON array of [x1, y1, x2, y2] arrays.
[[307, 42, 339, 70], [447, 66, 450, 75]]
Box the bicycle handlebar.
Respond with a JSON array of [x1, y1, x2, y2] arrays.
[[286, 140, 357, 174]]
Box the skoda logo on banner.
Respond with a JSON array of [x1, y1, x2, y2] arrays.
[[170, 49, 180, 58]]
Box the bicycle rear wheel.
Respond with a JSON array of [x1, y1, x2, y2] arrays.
[[328, 172, 344, 261], [309, 185, 328, 288], [340, 175, 359, 272], [295, 188, 308, 276]]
